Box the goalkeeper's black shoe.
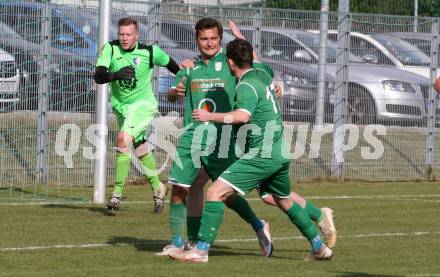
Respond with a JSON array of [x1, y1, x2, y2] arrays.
[[107, 196, 122, 210]]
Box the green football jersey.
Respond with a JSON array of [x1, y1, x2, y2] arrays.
[[96, 41, 170, 115], [172, 48, 274, 151], [235, 67, 286, 160]]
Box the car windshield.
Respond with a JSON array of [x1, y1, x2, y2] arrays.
[[370, 33, 430, 66], [62, 8, 178, 48], [54, 8, 100, 37], [71, 16, 103, 39], [295, 33, 363, 63]]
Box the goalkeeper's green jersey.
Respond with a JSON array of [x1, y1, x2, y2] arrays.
[[96, 41, 170, 115]]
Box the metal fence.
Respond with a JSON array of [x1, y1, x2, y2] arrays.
[[0, 0, 439, 201]]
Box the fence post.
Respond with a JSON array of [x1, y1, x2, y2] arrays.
[[93, 0, 112, 204], [252, 7, 263, 57], [315, 0, 329, 126], [425, 19, 439, 180], [152, 1, 160, 96], [413, 0, 418, 33], [36, 3, 51, 184], [331, 0, 351, 178]]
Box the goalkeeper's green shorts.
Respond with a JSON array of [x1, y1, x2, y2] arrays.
[[115, 100, 157, 145]]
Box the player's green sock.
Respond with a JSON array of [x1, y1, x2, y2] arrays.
[[187, 216, 202, 243], [227, 195, 263, 231], [197, 201, 225, 244], [140, 153, 160, 191], [285, 202, 319, 241], [170, 203, 186, 247], [113, 152, 131, 196], [305, 201, 324, 223]]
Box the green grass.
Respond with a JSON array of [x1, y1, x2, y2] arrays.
[[1, 181, 440, 276]]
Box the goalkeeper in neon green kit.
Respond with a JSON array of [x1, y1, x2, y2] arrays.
[[93, 17, 180, 213]]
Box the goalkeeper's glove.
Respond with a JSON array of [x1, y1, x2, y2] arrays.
[[112, 66, 135, 81]]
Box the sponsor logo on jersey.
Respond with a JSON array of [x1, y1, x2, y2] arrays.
[[198, 98, 216, 112], [215, 62, 222, 71], [191, 79, 226, 92]]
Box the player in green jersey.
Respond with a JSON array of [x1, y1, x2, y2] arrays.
[[155, 18, 274, 257], [171, 39, 334, 263], [226, 21, 336, 248], [93, 17, 180, 213]]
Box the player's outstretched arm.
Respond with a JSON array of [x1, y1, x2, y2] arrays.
[[193, 109, 250, 124], [165, 57, 180, 75], [228, 19, 259, 61], [228, 19, 246, 40]]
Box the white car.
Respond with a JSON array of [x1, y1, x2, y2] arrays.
[[0, 46, 19, 108]]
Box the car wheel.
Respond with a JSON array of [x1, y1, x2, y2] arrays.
[[347, 88, 376, 125]]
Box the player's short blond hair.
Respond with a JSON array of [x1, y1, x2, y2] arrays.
[[118, 17, 139, 31]]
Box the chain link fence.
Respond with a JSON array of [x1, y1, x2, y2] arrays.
[[0, 0, 438, 201]]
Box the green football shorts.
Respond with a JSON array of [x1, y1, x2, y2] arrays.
[[115, 100, 157, 145], [218, 157, 291, 198], [168, 144, 237, 187]]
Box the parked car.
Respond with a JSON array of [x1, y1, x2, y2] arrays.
[[224, 32, 335, 121], [160, 19, 199, 52], [323, 30, 439, 123], [0, 2, 97, 58], [0, 20, 95, 112], [0, 46, 20, 112], [253, 28, 431, 124], [387, 32, 440, 72], [389, 32, 440, 123], [388, 32, 435, 57], [323, 30, 437, 79]]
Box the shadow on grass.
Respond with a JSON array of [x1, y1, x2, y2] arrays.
[[106, 236, 275, 258], [42, 204, 115, 216], [213, 243, 303, 258], [107, 236, 169, 252], [333, 272, 405, 277]]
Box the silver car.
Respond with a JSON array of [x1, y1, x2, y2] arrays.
[[261, 28, 430, 124], [324, 31, 436, 79], [324, 30, 439, 123]]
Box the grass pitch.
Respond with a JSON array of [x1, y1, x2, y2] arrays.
[[1, 181, 440, 277]]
